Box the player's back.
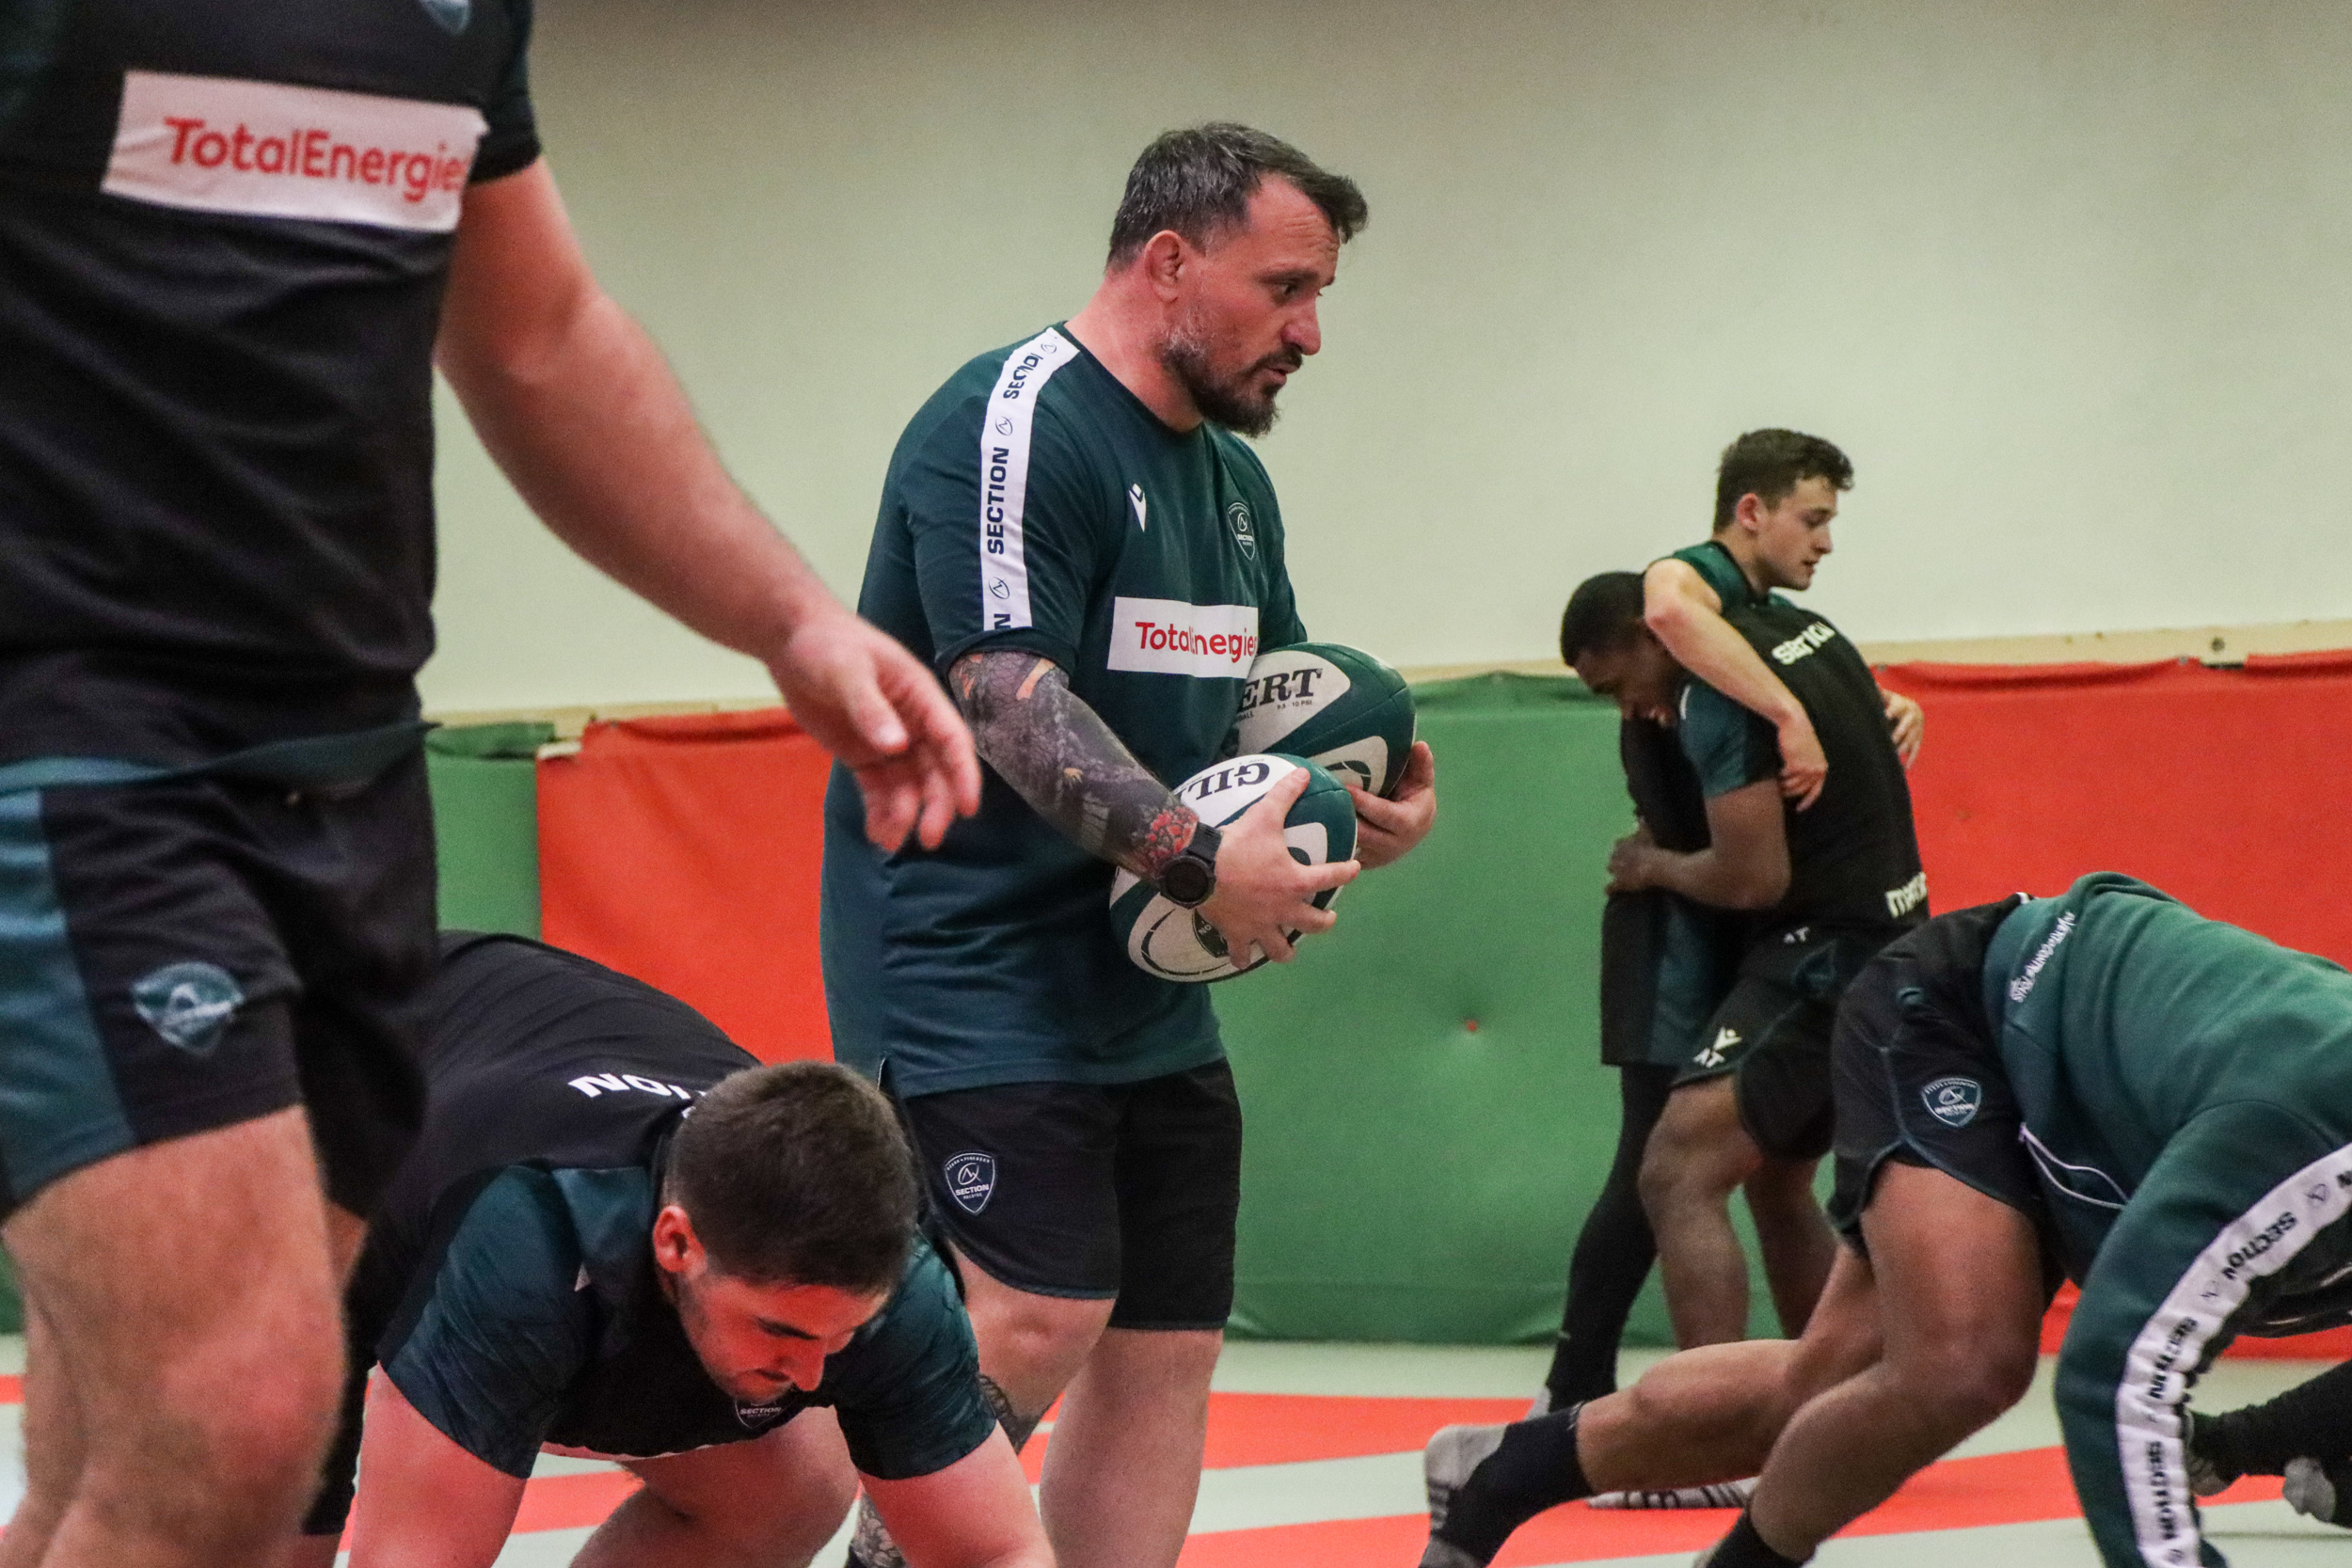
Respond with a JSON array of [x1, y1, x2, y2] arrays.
[[1990, 876, 2352, 1177], [1721, 596, 1925, 929]]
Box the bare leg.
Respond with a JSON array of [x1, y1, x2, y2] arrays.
[[1641, 1078, 1763, 1346], [1742, 1156, 1836, 1337], [1, 1107, 349, 1568], [1041, 1327, 1221, 1568], [1420, 1249, 1883, 1568], [573, 1409, 859, 1568], [1581, 1246, 1883, 1492], [0, 1303, 83, 1568], [956, 1249, 1116, 1421], [1745, 1163, 2044, 1558]]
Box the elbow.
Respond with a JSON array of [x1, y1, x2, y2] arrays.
[[1642, 596, 1691, 641], [1724, 865, 1789, 911]]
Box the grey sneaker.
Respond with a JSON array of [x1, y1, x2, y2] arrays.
[[1423, 1422, 1507, 1535], [2284, 1456, 2352, 1528], [1589, 1478, 1756, 1510]]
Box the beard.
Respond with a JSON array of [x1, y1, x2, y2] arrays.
[[1159, 311, 1302, 437]]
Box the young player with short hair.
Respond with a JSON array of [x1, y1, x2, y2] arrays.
[[287, 933, 1045, 1568]]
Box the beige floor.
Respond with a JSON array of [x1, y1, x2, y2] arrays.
[[0, 1337, 2331, 1565]]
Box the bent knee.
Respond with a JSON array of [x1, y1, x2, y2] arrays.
[[980, 1289, 1115, 1369], [1892, 1339, 2036, 1434]]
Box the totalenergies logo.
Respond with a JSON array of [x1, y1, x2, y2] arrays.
[[158, 116, 469, 204], [104, 71, 487, 233]]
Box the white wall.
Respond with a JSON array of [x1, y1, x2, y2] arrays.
[[420, 0, 2352, 713]]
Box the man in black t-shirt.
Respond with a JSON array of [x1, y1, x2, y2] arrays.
[[290, 935, 1044, 1568], [1564, 567, 1924, 1352], [0, 8, 976, 1566]]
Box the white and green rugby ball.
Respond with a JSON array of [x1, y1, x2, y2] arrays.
[[1229, 642, 1417, 798], [1109, 752, 1357, 984]]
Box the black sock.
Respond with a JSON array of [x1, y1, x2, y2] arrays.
[[1433, 1408, 1593, 1561], [1704, 1512, 1807, 1567], [2201, 1361, 2352, 1478]]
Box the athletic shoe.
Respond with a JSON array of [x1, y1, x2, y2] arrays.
[[2284, 1456, 2352, 1528], [1589, 1479, 1756, 1510], [1421, 1423, 1508, 1568]]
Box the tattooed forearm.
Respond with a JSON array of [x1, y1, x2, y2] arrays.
[[952, 649, 1200, 879]]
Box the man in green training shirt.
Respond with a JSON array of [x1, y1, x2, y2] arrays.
[[1645, 430, 1923, 806], [823, 124, 1438, 1568], [1421, 873, 2352, 1568]]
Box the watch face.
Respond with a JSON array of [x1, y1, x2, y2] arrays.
[[1162, 855, 1214, 906]]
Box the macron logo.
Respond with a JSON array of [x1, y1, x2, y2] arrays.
[[1106, 597, 1259, 678], [103, 71, 485, 233]]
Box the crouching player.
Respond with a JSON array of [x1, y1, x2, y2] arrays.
[[1421, 872, 2352, 1568], [291, 932, 1046, 1568]]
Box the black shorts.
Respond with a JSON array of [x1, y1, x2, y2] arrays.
[[1675, 921, 1909, 1160], [1826, 897, 2042, 1244], [0, 739, 436, 1219], [897, 1061, 1243, 1332]]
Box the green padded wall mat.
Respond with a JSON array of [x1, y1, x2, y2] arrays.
[[426, 721, 551, 937], [1220, 672, 1788, 1345]]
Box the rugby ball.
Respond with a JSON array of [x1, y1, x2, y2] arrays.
[[1109, 753, 1357, 984], [1229, 642, 1417, 798]]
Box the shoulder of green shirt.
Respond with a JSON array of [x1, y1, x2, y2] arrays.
[[1676, 677, 1774, 798], [1663, 540, 1758, 609]]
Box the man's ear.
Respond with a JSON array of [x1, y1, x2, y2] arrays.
[[1731, 490, 1769, 534], [650, 1203, 701, 1277], [1141, 230, 1187, 301]]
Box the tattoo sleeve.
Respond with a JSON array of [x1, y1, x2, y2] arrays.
[[950, 649, 1199, 880]]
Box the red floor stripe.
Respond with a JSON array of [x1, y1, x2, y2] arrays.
[[1176, 1451, 2290, 1566]]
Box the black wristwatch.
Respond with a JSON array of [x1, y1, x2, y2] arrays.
[[1156, 821, 1222, 908]]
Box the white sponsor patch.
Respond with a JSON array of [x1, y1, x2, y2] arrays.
[[103, 71, 485, 232], [1106, 597, 1260, 678]]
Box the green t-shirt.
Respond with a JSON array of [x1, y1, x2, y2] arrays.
[[1667, 539, 1769, 611], [822, 325, 1308, 1095]]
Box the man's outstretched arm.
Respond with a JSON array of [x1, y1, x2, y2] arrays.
[[950, 649, 1355, 965], [1644, 558, 1825, 808], [436, 161, 980, 853]]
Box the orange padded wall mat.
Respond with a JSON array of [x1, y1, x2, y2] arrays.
[[536, 709, 834, 1064], [1879, 650, 2352, 964]]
